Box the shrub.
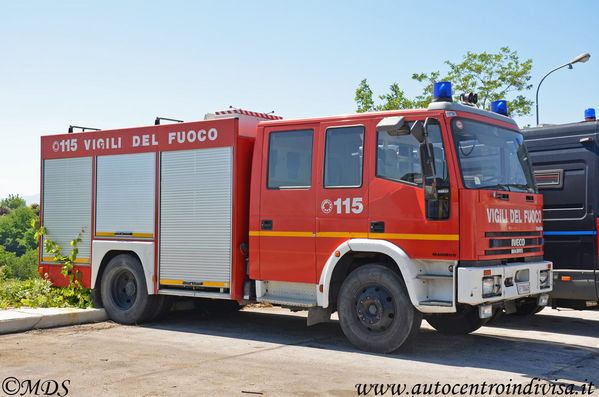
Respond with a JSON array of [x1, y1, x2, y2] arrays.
[[0, 247, 17, 279], [0, 247, 39, 281], [11, 249, 39, 280], [0, 278, 91, 309]]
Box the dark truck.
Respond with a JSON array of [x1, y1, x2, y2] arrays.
[[522, 110, 599, 311]]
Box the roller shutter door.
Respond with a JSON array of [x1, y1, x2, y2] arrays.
[[42, 157, 92, 263], [159, 147, 233, 287], [96, 152, 156, 238]]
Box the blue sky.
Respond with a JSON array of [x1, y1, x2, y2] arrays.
[[1, 0, 598, 201]]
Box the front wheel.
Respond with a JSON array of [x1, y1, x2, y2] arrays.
[[514, 298, 544, 316], [425, 306, 488, 334], [337, 264, 421, 353], [100, 254, 157, 324]]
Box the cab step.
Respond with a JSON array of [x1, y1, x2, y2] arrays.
[[416, 274, 453, 280], [419, 300, 453, 307], [257, 296, 316, 308]]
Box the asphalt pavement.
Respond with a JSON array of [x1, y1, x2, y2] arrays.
[[0, 305, 597, 396]]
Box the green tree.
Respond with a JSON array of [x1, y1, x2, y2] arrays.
[[355, 79, 415, 112], [1, 194, 27, 210], [0, 247, 39, 280], [356, 47, 533, 117], [0, 247, 17, 278], [355, 79, 375, 113], [0, 206, 38, 256]]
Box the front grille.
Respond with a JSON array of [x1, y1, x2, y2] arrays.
[[484, 230, 543, 258]]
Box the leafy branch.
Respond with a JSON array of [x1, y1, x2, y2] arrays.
[[33, 220, 91, 308]]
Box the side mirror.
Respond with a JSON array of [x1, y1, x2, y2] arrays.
[[421, 142, 437, 201], [377, 116, 409, 136], [410, 120, 425, 143], [419, 142, 436, 178]]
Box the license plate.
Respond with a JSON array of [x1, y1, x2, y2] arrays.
[[517, 282, 531, 295]]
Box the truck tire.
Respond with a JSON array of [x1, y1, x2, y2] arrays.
[[337, 264, 421, 353], [425, 306, 488, 334], [90, 288, 103, 308], [100, 254, 157, 324]]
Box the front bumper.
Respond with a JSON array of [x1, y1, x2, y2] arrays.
[[457, 260, 552, 305]]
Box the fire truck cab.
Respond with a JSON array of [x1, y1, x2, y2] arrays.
[[39, 84, 552, 353]]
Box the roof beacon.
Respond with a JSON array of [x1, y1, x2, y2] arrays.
[[432, 82, 452, 103], [584, 108, 596, 121], [491, 100, 508, 116]]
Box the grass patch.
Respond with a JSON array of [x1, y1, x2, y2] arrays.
[[0, 278, 92, 309]]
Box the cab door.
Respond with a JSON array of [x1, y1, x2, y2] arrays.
[[316, 121, 371, 273], [369, 117, 460, 260], [258, 124, 318, 283]]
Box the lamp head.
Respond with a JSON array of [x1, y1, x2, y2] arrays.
[[569, 53, 591, 64]]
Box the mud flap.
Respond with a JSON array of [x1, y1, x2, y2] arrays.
[[307, 307, 332, 326]]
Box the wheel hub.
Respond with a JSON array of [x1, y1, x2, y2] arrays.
[[125, 281, 136, 297], [355, 286, 395, 331], [368, 304, 377, 315], [112, 269, 137, 310]]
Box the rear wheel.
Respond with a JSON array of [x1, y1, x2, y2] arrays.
[[90, 288, 103, 308], [100, 254, 157, 324], [337, 264, 421, 353], [425, 306, 488, 334]]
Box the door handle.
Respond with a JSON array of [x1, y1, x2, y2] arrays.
[[370, 221, 385, 233], [261, 219, 273, 231]]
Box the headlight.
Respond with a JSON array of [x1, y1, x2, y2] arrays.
[[539, 270, 550, 289], [482, 275, 502, 298]]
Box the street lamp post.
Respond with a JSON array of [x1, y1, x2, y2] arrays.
[[535, 52, 591, 126]]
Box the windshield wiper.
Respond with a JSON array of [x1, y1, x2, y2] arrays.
[[478, 183, 511, 191], [506, 183, 534, 193]]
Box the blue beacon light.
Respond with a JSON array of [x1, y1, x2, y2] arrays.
[[585, 108, 596, 121], [433, 82, 452, 102], [491, 100, 508, 116]]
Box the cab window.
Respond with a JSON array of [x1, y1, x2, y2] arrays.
[[376, 132, 422, 184], [375, 119, 450, 220], [267, 129, 314, 189], [376, 121, 448, 185], [324, 126, 364, 188]]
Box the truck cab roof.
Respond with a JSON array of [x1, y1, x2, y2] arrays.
[[427, 101, 518, 127], [256, 101, 518, 128], [523, 120, 599, 150]]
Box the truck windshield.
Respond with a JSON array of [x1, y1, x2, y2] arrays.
[[451, 118, 537, 193]]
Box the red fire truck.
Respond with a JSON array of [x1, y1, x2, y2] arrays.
[[39, 83, 552, 353]]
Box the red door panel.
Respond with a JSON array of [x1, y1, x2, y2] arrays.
[[258, 125, 319, 283], [369, 116, 460, 259], [316, 121, 372, 275]]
